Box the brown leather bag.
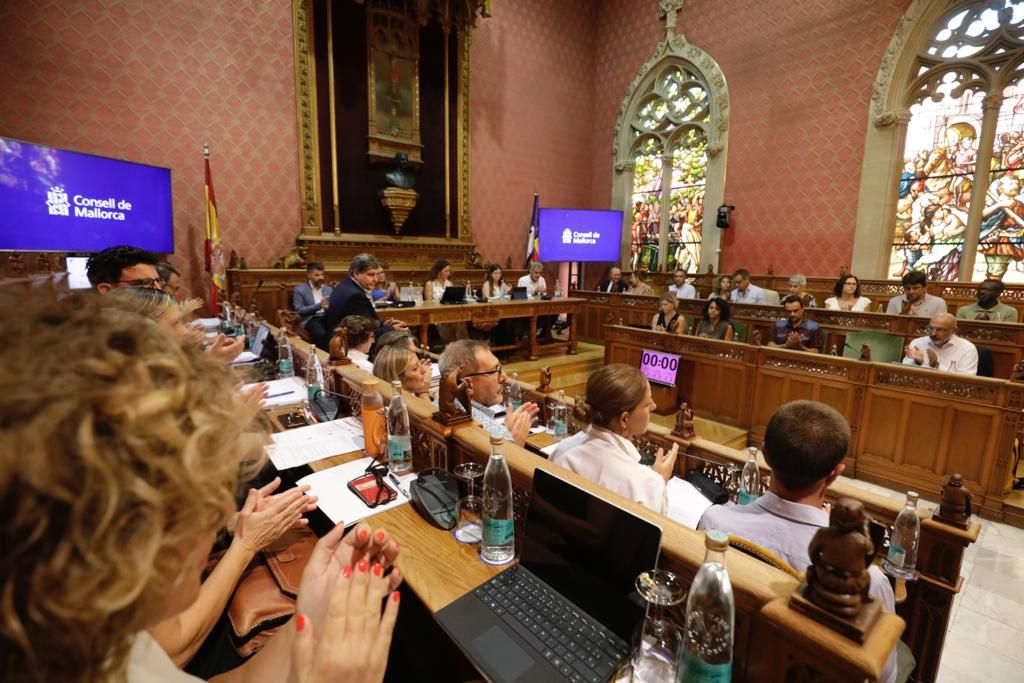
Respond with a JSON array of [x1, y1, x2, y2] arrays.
[[225, 528, 317, 658]]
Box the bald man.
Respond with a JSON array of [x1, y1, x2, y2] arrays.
[[902, 313, 978, 374]]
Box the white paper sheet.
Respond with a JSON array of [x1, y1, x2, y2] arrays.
[[231, 351, 260, 365], [297, 456, 417, 526], [242, 377, 307, 407], [194, 317, 222, 331], [665, 477, 713, 529], [267, 419, 364, 470]]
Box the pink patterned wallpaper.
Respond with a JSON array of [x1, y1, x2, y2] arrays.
[[0, 0, 301, 295], [469, 0, 598, 269], [590, 0, 912, 277]]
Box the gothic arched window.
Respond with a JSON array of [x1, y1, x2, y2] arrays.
[[888, 2, 1024, 283]]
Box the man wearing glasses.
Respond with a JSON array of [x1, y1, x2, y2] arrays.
[[86, 245, 163, 294], [438, 340, 540, 446], [902, 313, 978, 375]]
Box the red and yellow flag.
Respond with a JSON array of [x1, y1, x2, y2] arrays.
[[204, 147, 226, 308]]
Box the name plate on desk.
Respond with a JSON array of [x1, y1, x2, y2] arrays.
[[640, 348, 680, 386]]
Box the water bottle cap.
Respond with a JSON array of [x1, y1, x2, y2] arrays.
[[705, 529, 729, 550], [490, 436, 505, 446], [362, 379, 379, 390], [906, 491, 919, 501], [391, 379, 402, 389]]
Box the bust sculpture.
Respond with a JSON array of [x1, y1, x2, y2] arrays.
[[805, 498, 875, 618], [936, 473, 972, 527], [434, 369, 472, 425], [384, 151, 415, 189], [329, 326, 350, 365], [537, 366, 553, 393], [859, 343, 872, 362], [674, 402, 696, 439]]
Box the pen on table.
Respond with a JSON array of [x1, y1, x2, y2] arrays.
[[262, 390, 296, 400], [388, 472, 410, 498]]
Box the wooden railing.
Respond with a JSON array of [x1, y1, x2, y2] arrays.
[[280, 331, 976, 683]]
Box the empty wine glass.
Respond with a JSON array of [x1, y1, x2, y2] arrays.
[[453, 462, 484, 544], [630, 569, 686, 683]]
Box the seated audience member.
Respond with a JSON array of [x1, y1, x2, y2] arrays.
[[651, 292, 683, 333], [886, 271, 947, 317], [377, 328, 418, 352], [423, 259, 454, 302], [597, 266, 627, 293], [902, 313, 978, 374], [340, 314, 377, 372], [481, 263, 508, 299], [438, 339, 540, 446], [0, 290, 402, 683], [550, 364, 678, 514], [824, 274, 872, 312], [373, 345, 432, 400], [518, 261, 548, 297], [372, 268, 400, 302], [694, 296, 735, 341], [625, 271, 653, 296], [104, 288, 243, 363], [293, 261, 334, 351], [710, 274, 733, 299], [698, 400, 896, 683], [768, 295, 823, 352], [86, 244, 162, 293], [159, 261, 187, 303], [956, 278, 1018, 322], [326, 253, 406, 334], [668, 268, 696, 299], [787, 274, 817, 308], [730, 268, 768, 305]]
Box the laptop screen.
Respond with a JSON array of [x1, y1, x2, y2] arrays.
[[520, 469, 662, 641], [249, 324, 270, 358]]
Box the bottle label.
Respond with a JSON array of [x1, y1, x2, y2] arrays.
[[388, 438, 408, 461], [681, 652, 731, 682], [554, 419, 567, 436], [510, 399, 523, 411], [278, 359, 293, 374], [887, 543, 906, 568], [307, 383, 321, 400], [482, 516, 514, 546], [738, 490, 756, 505]]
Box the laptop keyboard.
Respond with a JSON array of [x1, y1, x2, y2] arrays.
[[473, 566, 629, 682]]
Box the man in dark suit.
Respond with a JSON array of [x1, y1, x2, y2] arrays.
[[293, 261, 334, 350], [326, 253, 408, 337], [597, 266, 627, 293]]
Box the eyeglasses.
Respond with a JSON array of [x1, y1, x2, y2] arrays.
[[462, 365, 502, 379], [119, 277, 165, 288]]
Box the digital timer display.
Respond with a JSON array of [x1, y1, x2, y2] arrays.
[[639, 349, 681, 386]]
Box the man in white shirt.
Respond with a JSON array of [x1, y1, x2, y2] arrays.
[[902, 313, 978, 374], [886, 271, 947, 317], [730, 268, 768, 305], [667, 268, 696, 299], [517, 261, 548, 297], [698, 400, 896, 683]]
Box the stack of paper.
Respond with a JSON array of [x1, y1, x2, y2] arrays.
[[267, 419, 364, 470], [242, 376, 307, 407]]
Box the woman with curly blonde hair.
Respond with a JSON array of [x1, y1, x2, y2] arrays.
[[0, 290, 402, 683]]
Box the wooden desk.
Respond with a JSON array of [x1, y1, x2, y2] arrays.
[[382, 297, 583, 360]]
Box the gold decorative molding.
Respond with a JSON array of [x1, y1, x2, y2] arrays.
[[457, 27, 472, 241], [293, 0, 321, 234]]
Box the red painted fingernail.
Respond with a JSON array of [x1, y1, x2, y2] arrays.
[[391, 591, 400, 603], [295, 614, 306, 631], [359, 528, 369, 541], [375, 530, 386, 543], [358, 559, 368, 573], [342, 566, 352, 579], [372, 563, 383, 577]]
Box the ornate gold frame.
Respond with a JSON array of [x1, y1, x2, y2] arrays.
[[291, 0, 473, 242], [366, 4, 423, 164]]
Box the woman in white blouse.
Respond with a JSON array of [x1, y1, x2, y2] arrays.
[[551, 364, 678, 513], [423, 258, 454, 302], [824, 274, 872, 312]]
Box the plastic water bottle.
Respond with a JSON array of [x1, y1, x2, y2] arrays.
[[738, 448, 760, 505], [551, 390, 568, 441], [555, 280, 563, 298], [481, 437, 515, 565], [507, 372, 523, 411], [277, 332, 295, 378], [883, 491, 920, 580], [305, 343, 324, 400], [679, 530, 734, 682], [465, 280, 474, 302], [386, 380, 413, 474], [829, 344, 839, 356]]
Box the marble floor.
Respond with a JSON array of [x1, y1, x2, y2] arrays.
[[839, 477, 1024, 682]]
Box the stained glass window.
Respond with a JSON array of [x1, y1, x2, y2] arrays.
[[627, 65, 710, 273], [890, 1, 1024, 283]]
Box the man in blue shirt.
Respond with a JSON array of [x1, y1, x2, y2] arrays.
[[768, 295, 822, 353]]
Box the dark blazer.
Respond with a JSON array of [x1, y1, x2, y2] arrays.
[[293, 281, 334, 327], [597, 279, 627, 293], [326, 276, 379, 333]]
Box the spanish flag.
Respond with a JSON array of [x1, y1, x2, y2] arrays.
[[204, 145, 226, 308], [524, 192, 540, 266]]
